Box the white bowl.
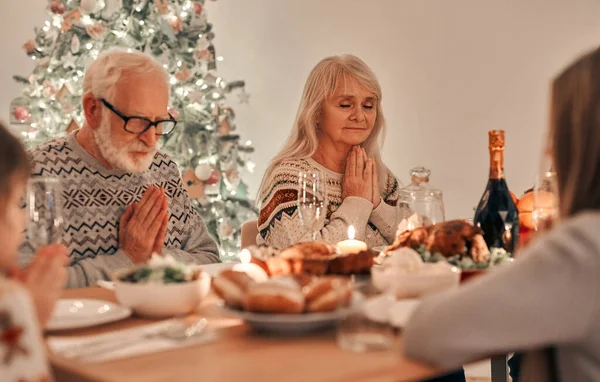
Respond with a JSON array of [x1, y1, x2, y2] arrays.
[[112, 270, 211, 318], [371, 262, 460, 299]]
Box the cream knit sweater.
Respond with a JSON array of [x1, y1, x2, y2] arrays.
[[257, 157, 400, 249]]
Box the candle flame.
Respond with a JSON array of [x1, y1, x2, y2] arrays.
[[239, 248, 251, 264], [347, 225, 356, 240]]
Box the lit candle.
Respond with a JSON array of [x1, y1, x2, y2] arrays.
[[336, 225, 368, 255], [232, 249, 269, 282]]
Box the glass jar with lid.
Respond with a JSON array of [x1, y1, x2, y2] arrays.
[[396, 166, 446, 231]]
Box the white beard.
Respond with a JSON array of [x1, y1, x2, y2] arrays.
[[93, 117, 157, 173]]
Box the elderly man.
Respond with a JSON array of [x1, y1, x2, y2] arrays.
[[23, 50, 220, 288]]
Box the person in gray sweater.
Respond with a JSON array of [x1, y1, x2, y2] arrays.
[[21, 50, 220, 288], [404, 46, 600, 381]]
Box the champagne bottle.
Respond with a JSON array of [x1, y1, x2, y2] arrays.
[[474, 130, 519, 253]]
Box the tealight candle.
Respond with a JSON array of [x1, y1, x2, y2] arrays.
[[336, 225, 368, 255], [232, 249, 269, 282]]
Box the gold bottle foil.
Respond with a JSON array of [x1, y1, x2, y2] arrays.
[[488, 130, 505, 179]]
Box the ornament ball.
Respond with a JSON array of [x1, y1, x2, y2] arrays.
[[205, 169, 220, 185], [50, 0, 66, 14], [194, 163, 213, 181]]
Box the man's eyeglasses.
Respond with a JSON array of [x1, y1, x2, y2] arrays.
[[100, 99, 177, 136]]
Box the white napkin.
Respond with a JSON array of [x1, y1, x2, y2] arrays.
[[96, 280, 116, 290], [361, 296, 422, 328], [48, 319, 217, 363], [388, 299, 421, 328]]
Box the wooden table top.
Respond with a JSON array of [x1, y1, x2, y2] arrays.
[[47, 287, 442, 382]]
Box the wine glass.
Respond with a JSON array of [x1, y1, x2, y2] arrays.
[[27, 177, 64, 249], [532, 170, 558, 233], [297, 170, 326, 240]]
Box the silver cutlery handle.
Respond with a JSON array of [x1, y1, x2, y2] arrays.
[[68, 333, 154, 359]]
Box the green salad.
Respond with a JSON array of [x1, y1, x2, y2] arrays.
[[118, 254, 200, 284], [417, 245, 513, 270]]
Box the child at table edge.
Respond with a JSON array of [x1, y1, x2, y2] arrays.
[[0, 122, 68, 382]]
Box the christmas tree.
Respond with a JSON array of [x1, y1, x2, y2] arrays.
[[10, 0, 257, 261]]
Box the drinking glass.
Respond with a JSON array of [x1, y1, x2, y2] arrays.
[[532, 170, 558, 233], [336, 281, 397, 352], [297, 170, 326, 240], [27, 177, 64, 249]]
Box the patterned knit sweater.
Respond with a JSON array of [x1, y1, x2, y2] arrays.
[[21, 132, 220, 288], [257, 157, 400, 249], [0, 276, 53, 382]]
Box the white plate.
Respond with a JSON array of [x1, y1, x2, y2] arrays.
[[47, 299, 132, 331], [217, 294, 362, 334]]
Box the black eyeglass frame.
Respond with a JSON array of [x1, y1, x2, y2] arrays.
[[100, 98, 177, 136]]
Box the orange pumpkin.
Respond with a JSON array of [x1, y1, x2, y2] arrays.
[[517, 191, 534, 228], [516, 189, 555, 249]]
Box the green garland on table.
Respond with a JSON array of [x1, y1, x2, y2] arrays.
[[417, 245, 513, 270]]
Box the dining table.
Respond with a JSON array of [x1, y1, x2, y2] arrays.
[[47, 286, 446, 382]]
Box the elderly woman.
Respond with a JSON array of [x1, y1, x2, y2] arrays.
[[257, 54, 400, 249], [257, 55, 466, 382]]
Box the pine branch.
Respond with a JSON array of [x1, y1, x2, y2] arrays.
[[13, 75, 29, 84]]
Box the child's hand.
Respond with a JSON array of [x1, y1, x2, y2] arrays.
[[17, 244, 68, 328]]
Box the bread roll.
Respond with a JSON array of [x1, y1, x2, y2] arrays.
[[247, 245, 281, 275], [264, 256, 292, 276], [277, 241, 336, 276], [292, 274, 315, 289], [245, 277, 305, 314], [304, 277, 352, 313], [288, 258, 329, 276], [328, 250, 375, 275], [281, 241, 337, 259], [212, 270, 255, 308]]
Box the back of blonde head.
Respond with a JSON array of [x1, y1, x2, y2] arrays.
[[258, 54, 388, 200], [551, 46, 600, 217]]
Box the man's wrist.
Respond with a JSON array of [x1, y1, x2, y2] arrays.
[[119, 247, 137, 263]]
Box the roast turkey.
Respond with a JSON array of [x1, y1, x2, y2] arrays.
[[387, 220, 490, 263]]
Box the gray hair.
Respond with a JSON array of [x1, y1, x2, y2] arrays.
[[82, 49, 169, 103]]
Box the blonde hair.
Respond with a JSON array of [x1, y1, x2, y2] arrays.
[[259, 54, 388, 198], [82, 49, 169, 103], [550, 46, 600, 217]]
